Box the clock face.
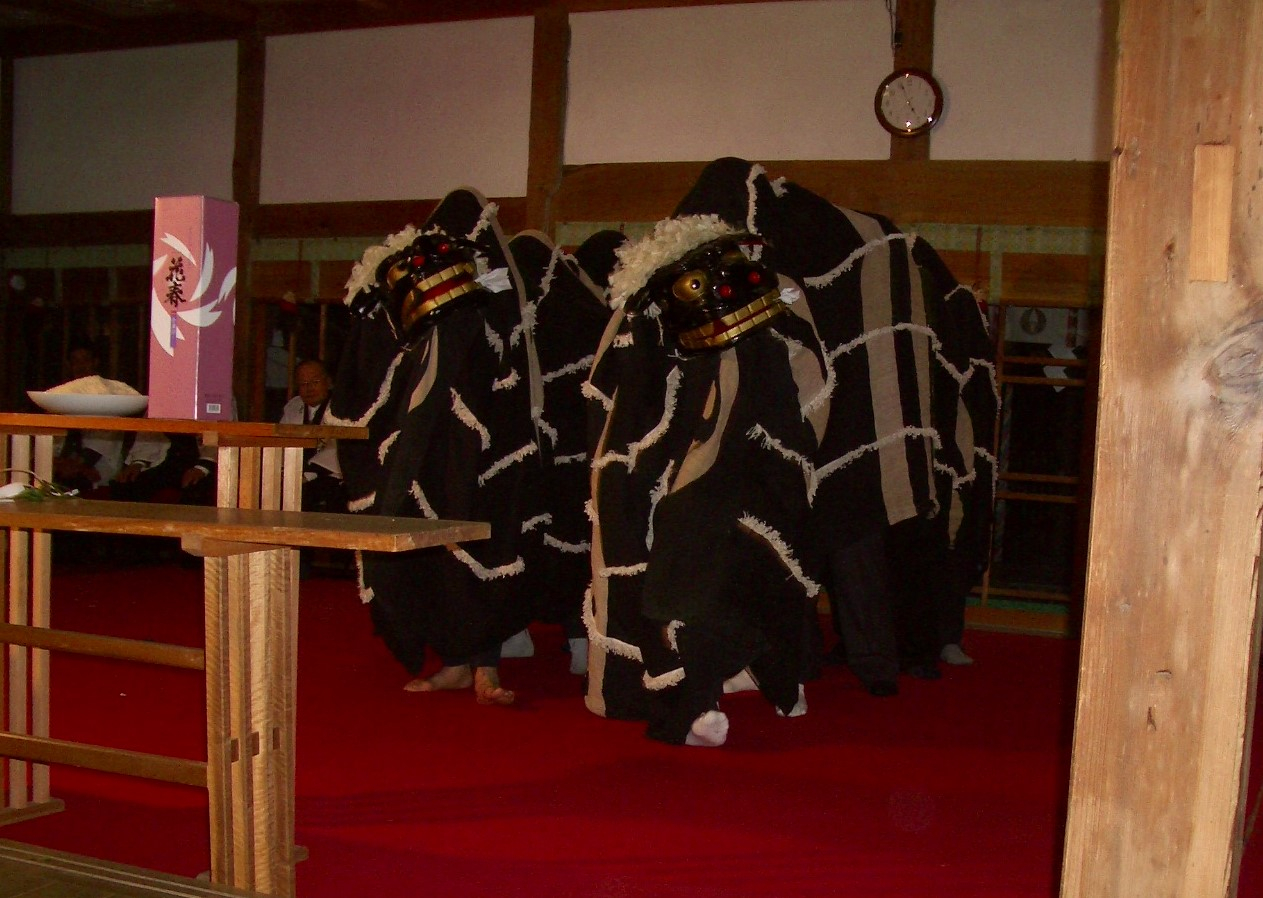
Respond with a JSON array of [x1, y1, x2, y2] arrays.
[[875, 68, 943, 137]]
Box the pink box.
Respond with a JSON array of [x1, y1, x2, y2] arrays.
[[147, 196, 239, 420]]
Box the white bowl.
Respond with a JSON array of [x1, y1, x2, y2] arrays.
[[27, 391, 149, 417]]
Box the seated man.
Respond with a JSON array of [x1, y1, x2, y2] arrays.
[[52, 341, 128, 496], [279, 358, 346, 514], [111, 431, 212, 505]]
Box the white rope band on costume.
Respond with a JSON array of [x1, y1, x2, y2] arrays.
[[325, 352, 406, 430], [581, 380, 614, 412], [539, 245, 564, 299], [478, 441, 538, 486], [451, 547, 524, 580], [553, 452, 586, 465], [379, 430, 399, 464], [408, 482, 437, 518], [645, 460, 674, 551], [746, 424, 814, 481], [812, 425, 943, 494], [543, 534, 591, 554], [665, 619, 684, 652], [493, 369, 519, 391], [737, 514, 822, 597], [592, 366, 681, 473], [583, 586, 643, 661], [643, 668, 686, 690], [543, 356, 595, 383], [533, 409, 559, 449], [347, 492, 375, 513], [597, 562, 648, 578], [451, 389, 491, 450], [484, 321, 505, 359], [804, 233, 908, 289], [521, 513, 550, 533]]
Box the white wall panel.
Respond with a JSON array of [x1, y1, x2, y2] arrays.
[[932, 0, 1110, 160], [261, 19, 533, 204], [565, 1, 891, 164], [12, 43, 237, 214]]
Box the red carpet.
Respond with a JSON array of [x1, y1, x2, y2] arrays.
[[4, 560, 1261, 897]]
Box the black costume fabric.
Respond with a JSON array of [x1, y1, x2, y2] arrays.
[[672, 157, 999, 683], [583, 219, 831, 743], [508, 231, 612, 628], [328, 189, 537, 672]]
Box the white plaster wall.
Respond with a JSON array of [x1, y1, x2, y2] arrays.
[[7, 1, 1110, 214], [12, 43, 237, 214], [932, 0, 1111, 160], [260, 18, 534, 204], [565, 1, 891, 163]]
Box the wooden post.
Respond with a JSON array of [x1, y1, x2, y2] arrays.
[[524, 7, 570, 237], [1060, 2, 1263, 896], [888, 0, 934, 163], [233, 31, 266, 420]]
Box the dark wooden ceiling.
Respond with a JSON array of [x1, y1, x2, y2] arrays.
[[0, 0, 779, 56]]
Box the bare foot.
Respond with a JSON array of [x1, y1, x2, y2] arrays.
[[403, 664, 473, 692], [474, 666, 515, 706], [722, 668, 758, 694], [684, 709, 729, 747]]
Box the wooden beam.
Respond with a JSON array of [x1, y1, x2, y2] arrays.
[[0, 51, 14, 411], [1060, 1, 1263, 896], [524, 7, 569, 235], [556, 159, 1109, 228]]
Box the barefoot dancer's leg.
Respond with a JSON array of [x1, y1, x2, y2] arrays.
[[403, 664, 473, 692], [474, 666, 515, 706]]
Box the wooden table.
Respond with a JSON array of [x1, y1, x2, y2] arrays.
[[0, 414, 489, 896]]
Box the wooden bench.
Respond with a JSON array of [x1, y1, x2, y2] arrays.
[[0, 496, 488, 897]]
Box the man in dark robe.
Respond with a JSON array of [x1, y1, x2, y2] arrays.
[[671, 157, 998, 695], [329, 188, 536, 705], [584, 215, 830, 746]]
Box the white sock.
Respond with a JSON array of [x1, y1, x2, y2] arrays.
[[777, 684, 808, 718], [940, 643, 974, 666], [722, 668, 758, 693], [684, 710, 729, 747], [501, 629, 535, 658], [568, 637, 588, 675]]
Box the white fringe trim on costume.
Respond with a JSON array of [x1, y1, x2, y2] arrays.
[[828, 322, 985, 395], [450, 547, 524, 580], [484, 321, 505, 359], [478, 442, 538, 487], [347, 492, 376, 513], [643, 668, 686, 690], [804, 233, 908, 289], [972, 357, 1001, 403], [803, 359, 836, 419], [539, 245, 563, 299], [592, 367, 681, 473], [934, 458, 977, 491], [746, 424, 815, 481], [584, 498, 597, 523], [378, 431, 399, 465], [597, 562, 648, 579], [543, 534, 591, 554], [543, 355, 595, 383], [813, 426, 943, 493], [408, 482, 437, 518], [645, 460, 675, 551], [327, 353, 406, 429], [451, 389, 491, 450], [583, 586, 644, 661], [737, 514, 822, 597], [493, 369, 520, 391], [665, 619, 684, 652], [613, 331, 634, 348], [745, 164, 765, 239], [581, 379, 614, 412], [769, 175, 788, 197], [554, 452, 586, 465], [468, 201, 497, 241], [521, 513, 550, 533], [532, 408, 559, 449]]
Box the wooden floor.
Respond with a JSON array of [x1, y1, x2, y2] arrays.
[[0, 840, 256, 898]]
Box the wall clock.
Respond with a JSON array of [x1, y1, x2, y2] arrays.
[[874, 67, 944, 137]]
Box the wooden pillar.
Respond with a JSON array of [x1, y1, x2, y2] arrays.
[[524, 7, 570, 237], [888, 0, 933, 162], [233, 32, 265, 420], [0, 53, 14, 411], [1060, 2, 1263, 896]]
